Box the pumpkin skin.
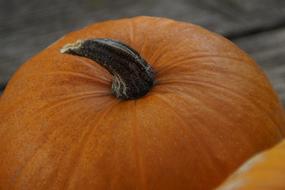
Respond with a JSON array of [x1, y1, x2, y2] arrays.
[[216, 139, 285, 190], [0, 16, 284, 190]]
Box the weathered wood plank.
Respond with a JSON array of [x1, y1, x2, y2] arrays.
[[234, 28, 285, 105]]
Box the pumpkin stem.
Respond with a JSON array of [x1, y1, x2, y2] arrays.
[[60, 38, 154, 100]]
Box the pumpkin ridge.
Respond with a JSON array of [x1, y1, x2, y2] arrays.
[[64, 102, 119, 189], [153, 93, 226, 188], [206, 79, 281, 138], [42, 106, 105, 189], [159, 68, 274, 100], [38, 93, 110, 113], [138, 30, 148, 56], [157, 54, 249, 76], [65, 105, 116, 189], [164, 89, 232, 125], [182, 79, 283, 137], [132, 101, 147, 190], [156, 82, 282, 144], [128, 19, 135, 44], [12, 108, 90, 188]]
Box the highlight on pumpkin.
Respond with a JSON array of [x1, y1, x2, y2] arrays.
[[216, 139, 285, 190], [0, 16, 285, 190]]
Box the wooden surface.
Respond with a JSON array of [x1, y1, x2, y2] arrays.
[[1, 0, 285, 104]]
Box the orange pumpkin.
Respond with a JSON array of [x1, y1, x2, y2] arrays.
[[0, 16, 284, 190], [217, 139, 285, 190]]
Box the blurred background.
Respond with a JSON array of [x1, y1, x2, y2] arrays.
[[0, 0, 285, 105]]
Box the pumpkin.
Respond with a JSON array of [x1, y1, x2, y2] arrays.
[[0, 16, 284, 190], [216, 139, 285, 190]]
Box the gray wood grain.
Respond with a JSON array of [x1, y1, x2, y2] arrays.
[[1, 0, 285, 103]]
